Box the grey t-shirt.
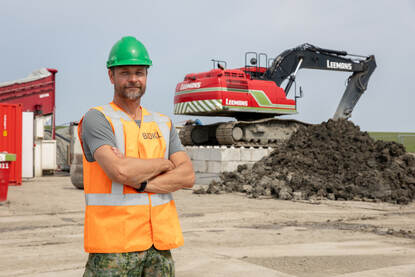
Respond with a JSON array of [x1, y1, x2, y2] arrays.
[[81, 109, 185, 162]]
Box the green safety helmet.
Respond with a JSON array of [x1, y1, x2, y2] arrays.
[[106, 36, 152, 68]]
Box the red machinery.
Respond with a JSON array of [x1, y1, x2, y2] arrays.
[[0, 104, 22, 185], [175, 67, 297, 119], [175, 44, 376, 146], [0, 68, 58, 138]]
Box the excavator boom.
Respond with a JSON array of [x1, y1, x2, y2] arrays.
[[264, 43, 376, 119]]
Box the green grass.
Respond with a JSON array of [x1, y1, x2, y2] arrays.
[[369, 132, 415, 153]]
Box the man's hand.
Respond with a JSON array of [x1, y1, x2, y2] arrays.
[[145, 151, 195, 193]]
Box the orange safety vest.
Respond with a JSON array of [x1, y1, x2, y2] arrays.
[[78, 102, 183, 253]]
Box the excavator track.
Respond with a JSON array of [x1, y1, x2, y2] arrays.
[[179, 125, 195, 146], [180, 118, 309, 147], [216, 123, 236, 145]]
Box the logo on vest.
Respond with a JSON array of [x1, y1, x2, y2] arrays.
[[142, 132, 162, 139]]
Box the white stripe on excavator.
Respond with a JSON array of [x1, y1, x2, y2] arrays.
[[175, 99, 223, 113], [202, 100, 215, 110], [194, 100, 207, 112], [199, 101, 211, 111]]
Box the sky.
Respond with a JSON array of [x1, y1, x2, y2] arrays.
[[0, 0, 414, 132]]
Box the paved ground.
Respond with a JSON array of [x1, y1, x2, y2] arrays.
[[0, 176, 414, 277]]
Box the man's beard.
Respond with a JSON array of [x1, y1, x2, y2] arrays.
[[115, 84, 146, 100]]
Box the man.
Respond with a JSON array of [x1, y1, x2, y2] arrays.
[[78, 36, 195, 276]]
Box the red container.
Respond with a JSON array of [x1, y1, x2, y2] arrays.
[[0, 161, 11, 201], [0, 68, 57, 138], [0, 104, 22, 185], [0, 68, 57, 115]]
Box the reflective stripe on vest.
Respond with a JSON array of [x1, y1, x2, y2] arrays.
[[85, 104, 173, 207]]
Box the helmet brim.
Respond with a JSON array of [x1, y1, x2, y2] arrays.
[[107, 59, 152, 68]]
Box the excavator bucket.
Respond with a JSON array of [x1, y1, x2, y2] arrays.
[[333, 55, 376, 119]]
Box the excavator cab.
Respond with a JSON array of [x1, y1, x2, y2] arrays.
[[242, 52, 269, 79]]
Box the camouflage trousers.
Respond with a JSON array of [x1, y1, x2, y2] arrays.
[[83, 246, 174, 277]]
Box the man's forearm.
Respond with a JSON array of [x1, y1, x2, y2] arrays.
[[115, 157, 173, 187], [145, 161, 195, 193]]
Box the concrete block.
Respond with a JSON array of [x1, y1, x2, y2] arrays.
[[192, 160, 207, 173], [207, 161, 222, 173], [240, 148, 252, 161], [184, 147, 194, 160], [194, 172, 221, 185], [251, 147, 269, 161], [192, 147, 202, 161], [221, 147, 241, 161], [245, 162, 255, 169], [207, 148, 222, 161], [188, 146, 271, 173], [207, 147, 240, 161], [193, 146, 210, 161], [222, 161, 241, 172], [193, 146, 241, 162]]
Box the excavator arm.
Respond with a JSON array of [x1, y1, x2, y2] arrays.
[[264, 43, 376, 119]]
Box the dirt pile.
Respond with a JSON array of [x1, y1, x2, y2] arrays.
[[194, 119, 415, 204]]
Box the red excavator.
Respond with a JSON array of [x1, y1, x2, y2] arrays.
[[174, 43, 376, 146]]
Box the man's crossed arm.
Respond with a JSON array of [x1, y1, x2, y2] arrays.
[[93, 145, 195, 193]]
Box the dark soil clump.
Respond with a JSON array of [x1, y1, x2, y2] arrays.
[[195, 119, 415, 204]]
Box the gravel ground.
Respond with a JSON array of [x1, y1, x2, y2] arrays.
[[0, 176, 414, 276]]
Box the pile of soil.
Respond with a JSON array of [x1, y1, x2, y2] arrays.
[[194, 120, 415, 204]]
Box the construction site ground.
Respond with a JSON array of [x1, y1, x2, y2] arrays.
[[1, 175, 414, 277]]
